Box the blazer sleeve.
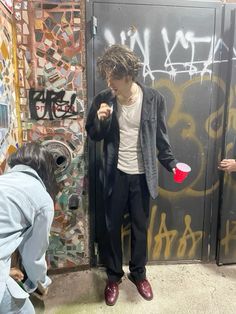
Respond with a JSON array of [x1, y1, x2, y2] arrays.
[[85, 94, 112, 141], [156, 95, 177, 171], [18, 204, 54, 293]]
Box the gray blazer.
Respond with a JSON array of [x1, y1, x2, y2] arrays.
[[86, 83, 177, 199]]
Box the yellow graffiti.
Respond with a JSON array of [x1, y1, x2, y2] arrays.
[[221, 220, 236, 255], [160, 182, 219, 198], [177, 215, 203, 258], [206, 79, 236, 140], [227, 108, 236, 131], [205, 105, 224, 140], [153, 212, 178, 259], [150, 207, 203, 259], [148, 205, 157, 260], [154, 75, 225, 198], [122, 206, 204, 260]]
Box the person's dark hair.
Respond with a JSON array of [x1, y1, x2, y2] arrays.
[[8, 142, 59, 202], [97, 44, 142, 81]]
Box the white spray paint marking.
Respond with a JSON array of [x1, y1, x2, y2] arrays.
[[120, 31, 126, 45], [104, 29, 115, 46], [103, 27, 236, 82]]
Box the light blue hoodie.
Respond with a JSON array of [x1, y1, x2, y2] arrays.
[[0, 164, 54, 303]]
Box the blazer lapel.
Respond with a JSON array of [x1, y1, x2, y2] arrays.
[[138, 83, 154, 122]]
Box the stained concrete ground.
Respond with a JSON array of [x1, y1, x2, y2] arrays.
[[33, 264, 236, 314]]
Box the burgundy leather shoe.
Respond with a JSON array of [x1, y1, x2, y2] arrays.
[[104, 281, 119, 306], [128, 274, 153, 301]]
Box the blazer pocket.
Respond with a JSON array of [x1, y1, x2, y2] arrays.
[[142, 118, 157, 129], [142, 117, 157, 123]]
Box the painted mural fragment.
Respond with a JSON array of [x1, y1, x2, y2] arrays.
[[14, 0, 84, 121], [0, 0, 13, 13], [0, 3, 19, 174]]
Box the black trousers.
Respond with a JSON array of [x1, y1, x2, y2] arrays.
[[105, 169, 150, 282]]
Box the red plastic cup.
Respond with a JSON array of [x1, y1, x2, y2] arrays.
[[174, 162, 191, 183]]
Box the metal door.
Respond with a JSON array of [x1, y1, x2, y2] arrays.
[[217, 4, 236, 265], [86, 0, 223, 263]]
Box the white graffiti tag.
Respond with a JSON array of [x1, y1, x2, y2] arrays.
[[103, 27, 236, 81]]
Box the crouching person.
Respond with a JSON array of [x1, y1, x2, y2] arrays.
[[0, 142, 58, 314]]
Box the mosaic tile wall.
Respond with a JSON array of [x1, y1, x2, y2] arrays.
[[0, 2, 19, 174], [13, 0, 89, 269], [0, 0, 13, 13]]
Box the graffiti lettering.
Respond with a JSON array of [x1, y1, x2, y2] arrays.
[[177, 215, 203, 258], [148, 209, 203, 259], [104, 27, 236, 81], [29, 89, 79, 120], [153, 212, 178, 259], [221, 220, 236, 255]]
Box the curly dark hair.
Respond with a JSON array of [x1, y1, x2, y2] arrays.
[[8, 142, 59, 202], [97, 44, 142, 80]]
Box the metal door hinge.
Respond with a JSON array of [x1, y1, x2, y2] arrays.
[[92, 16, 97, 36]]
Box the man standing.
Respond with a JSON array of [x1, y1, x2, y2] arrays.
[[86, 44, 177, 305]]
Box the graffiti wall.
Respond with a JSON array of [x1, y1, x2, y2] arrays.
[[12, 0, 89, 269], [0, 3, 19, 174], [87, 0, 227, 263]]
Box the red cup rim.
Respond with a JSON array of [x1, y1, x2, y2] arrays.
[[176, 162, 191, 173]]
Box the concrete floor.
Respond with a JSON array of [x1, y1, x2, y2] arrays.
[[34, 263, 236, 314]]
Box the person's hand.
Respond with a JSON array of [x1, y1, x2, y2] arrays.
[[172, 168, 176, 175], [97, 103, 112, 121], [10, 267, 24, 282], [218, 159, 236, 173]]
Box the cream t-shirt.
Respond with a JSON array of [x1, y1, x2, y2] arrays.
[[117, 86, 144, 174]]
